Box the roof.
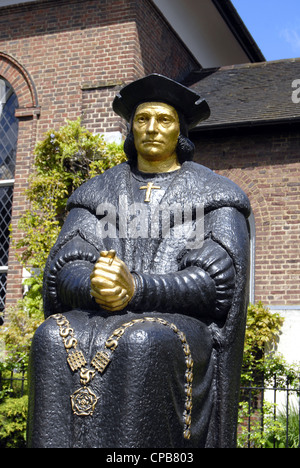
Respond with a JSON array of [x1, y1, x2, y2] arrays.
[[212, 0, 265, 63], [185, 58, 300, 131], [152, 0, 265, 68]]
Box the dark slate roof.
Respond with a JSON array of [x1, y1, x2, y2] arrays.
[[185, 58, 300, 130]]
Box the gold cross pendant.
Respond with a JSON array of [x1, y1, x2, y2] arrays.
[[139, 182, 161, 202]]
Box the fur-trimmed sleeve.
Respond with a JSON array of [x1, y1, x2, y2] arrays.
[[43, 207, 105, 317]]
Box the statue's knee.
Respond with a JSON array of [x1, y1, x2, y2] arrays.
[[117, 320, 177, 357]]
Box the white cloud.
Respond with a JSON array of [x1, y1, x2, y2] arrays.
[[280, 28, 300, 51]]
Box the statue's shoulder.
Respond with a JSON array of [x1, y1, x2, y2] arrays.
[[67, 162, 129, 211], [184, 161, 251, 217]]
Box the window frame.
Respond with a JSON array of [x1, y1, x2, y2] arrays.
[[0, 78, 18, 311]]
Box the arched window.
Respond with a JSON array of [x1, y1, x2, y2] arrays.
[[0, 78, 18, 312]]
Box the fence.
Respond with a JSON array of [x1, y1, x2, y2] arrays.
[[239, 375, 300, 448], [1, 369, 299, 448], [0, 367, 27, 398]]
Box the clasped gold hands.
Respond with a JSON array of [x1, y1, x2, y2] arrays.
[[90, 250, 135, 312]]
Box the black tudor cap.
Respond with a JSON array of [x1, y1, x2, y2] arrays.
[[112, 74, 210, 130]]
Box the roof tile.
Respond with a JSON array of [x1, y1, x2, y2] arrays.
[[187, 59, 300, 129]]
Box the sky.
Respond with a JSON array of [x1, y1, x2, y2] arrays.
[[231, 0, 300, 61]]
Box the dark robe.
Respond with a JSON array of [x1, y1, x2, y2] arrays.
[[27, 161, 250, 448]]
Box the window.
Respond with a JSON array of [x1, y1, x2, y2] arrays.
[[0, 78, 18, 312]]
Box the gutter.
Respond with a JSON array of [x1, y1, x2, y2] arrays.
[[192, 116, 300, 134]]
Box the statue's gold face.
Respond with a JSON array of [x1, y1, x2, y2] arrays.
[[133, 102, 180, 171]]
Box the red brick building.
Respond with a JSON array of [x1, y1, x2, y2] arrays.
[[0, 0, 298, 362]]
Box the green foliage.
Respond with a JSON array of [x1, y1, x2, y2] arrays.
[[241, 301, 285, 386], [238, 301, 300, 448], [0, 118, 126, 448], [246, 301, 284, 350], [0, 367, 27, 402], [238, 399, 300, 449], [0, 300, 42, 371], [15, 117, 126, 269], [238, 400, 286, 449], [0, 396, 28, 448], [276, 403, 299, 448]]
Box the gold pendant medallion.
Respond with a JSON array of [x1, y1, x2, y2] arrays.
[[70, 386, 98, 416]]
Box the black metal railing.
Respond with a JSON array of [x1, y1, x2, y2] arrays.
[[0, 367, 27, 399], [0, 369, 299, 448], [239, 375, 300, 448]]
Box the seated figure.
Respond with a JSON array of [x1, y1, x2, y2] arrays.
[[27, 74, 250, 448]]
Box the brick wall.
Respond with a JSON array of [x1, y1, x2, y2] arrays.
[[193, 125, 300, 307], [0, 0, 198, 136], [0, 0, 199, 312]]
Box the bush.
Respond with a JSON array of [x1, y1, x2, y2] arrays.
[[0, 396, 28, 448], [241, 301, 285, 387], [237, 400, 285, 449]]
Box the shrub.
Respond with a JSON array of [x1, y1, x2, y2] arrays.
[[0, 396, 28, 448], [241, 301, 285, 387]]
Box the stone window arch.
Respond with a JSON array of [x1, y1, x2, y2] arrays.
[[0, 53, 40, 319]]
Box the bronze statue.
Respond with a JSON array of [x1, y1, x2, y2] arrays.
[[27, 74, 250, 448]]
